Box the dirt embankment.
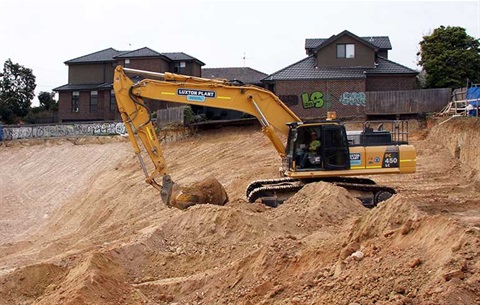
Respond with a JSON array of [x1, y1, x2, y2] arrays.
[[429, 117, 480, 176], [0, 121, 479, 305]]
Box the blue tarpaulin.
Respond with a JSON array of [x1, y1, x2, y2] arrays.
[[466, 87, 480, 116]]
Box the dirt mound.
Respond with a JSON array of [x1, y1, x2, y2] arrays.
[[328, 197, 480, 305], [0, 264, 67, 304], [172, 176, 228, 209], [1, 120, 480, 304]]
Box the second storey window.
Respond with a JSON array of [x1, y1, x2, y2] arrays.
[[174, 61, 186, 74], [110, 90, 116, 112], [90, 91, 98, 113], [125, 59, 130, 68], [71, 91, 79, 112], [337, 43, 355, 58]]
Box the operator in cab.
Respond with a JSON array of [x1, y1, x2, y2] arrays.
[[298, 131, 321, 169]]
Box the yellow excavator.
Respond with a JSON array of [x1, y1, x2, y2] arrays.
[[113, 66, 416, 209]]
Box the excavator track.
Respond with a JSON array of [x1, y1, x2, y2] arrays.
[[246, 177, 299, 197], [246, 176, 396, 208], [247, 178, 304, 207], [330, 181, 396, 208]]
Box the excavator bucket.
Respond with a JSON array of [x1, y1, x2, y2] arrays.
[[162, 175, 228, 210]]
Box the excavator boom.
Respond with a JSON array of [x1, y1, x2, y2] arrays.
[[115, 66, 300, 157]]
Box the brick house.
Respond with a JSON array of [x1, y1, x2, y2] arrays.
[[191, 67, 268, 120], [54, 47, 204, 122], [262, 30, 419, 119], [202, 67, 267, 86]]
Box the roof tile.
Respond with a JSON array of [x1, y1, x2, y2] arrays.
[[305, 36, 392, 51], [202, 67, 267, 84], [263, 56, 417, 81], [65, 48, 205, 65], [65, 48, 124, 64], [162, 52, 205, 65], [114, 47, 163, 58], [53, 83, 112, 91]]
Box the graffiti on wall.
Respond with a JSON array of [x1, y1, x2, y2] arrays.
[[300, 91, 366, 109], [2, 122, 126, 141], [301, 91, 325, 109], [301, 91, 335, 109], [339, 92, 366, 106]]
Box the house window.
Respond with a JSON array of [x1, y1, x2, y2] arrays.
[[110, 90, 116, 112], [174, 61, 186, 73], [125, 59, 130, 68], [337, 43, 355, 58], [71, 91, 79, 112], [90, 91, 98, 113], [267, 83, 275, 93]]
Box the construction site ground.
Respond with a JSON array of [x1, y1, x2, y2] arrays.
[[0, 118, 479, 305]]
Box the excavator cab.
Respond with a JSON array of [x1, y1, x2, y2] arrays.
[[286, 122, 350, 172]]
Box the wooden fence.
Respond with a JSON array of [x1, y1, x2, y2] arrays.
[[156, 107, 185, 127], [365, 88, 451, 115]]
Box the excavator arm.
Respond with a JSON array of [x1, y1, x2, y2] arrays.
[[113, 65, 300, 209], [114, 66, 300, 156]]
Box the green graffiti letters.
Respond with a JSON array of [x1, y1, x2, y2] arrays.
[[301, 91, 324, 109]]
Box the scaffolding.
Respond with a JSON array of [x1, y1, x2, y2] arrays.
[[436, 86, 479, 117]]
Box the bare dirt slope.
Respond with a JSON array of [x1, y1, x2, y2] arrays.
[[0, 119, 479, 305]]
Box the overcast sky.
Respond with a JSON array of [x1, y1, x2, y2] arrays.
[[0, 0, 479, 105]]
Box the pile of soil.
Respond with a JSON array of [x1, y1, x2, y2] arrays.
[[0, 121, 479, 304]]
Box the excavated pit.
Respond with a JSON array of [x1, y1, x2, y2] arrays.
[[0, 121, 479, 304]]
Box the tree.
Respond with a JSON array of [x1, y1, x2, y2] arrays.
[[417, 26, 480, 89], [38, 91, 58, 112], [24, 91, 58, 124], [0, 59, 36, 124]]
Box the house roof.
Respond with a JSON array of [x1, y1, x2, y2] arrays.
[[64, 47, 205, 65], [162, 52, 205, 65], [262, 56, 418, 82], [64, 48, 126, 64], [313, 30, 379, 54], [53, 83, 112, 92], [305, 34, 392, 52], [371, 56, 419, 75], [201, 67, 268, 84], [114, 47, 164, 58]]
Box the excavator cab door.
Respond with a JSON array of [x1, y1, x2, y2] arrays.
[[320, 125, 350, 170]]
